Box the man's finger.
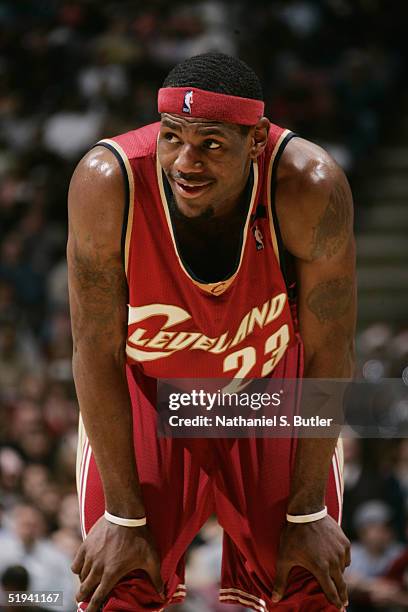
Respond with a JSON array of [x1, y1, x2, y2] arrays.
[[71, 545, 86, 575], [330, 567, 348, 607], [87, 578, 114, 612], [271, 562, 290, 603], [76, 569, 100, 604], [316, 571, 343, 609], [79, 557, 93, 583], [344, 544, 351, 568]]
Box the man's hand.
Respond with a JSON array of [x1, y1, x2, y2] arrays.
[[71, 517, 164, 612], [271, 516, 350, 609]]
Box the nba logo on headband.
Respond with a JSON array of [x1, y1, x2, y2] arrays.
[[158, 87, 265, 124], [183, 90, 193, 114]]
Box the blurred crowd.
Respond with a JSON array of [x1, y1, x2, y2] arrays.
[[0, 0, 407, 610]]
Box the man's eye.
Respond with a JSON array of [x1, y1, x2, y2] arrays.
[[204, 140, 221, 150], [164, 133, 180, 144]]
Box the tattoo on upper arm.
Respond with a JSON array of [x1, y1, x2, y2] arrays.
[[310, 182, 351, 260], [306, 276, 354, 323], [70, 241, 128, 339]]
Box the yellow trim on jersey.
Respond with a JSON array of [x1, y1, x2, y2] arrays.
[[76, 414, 87, 494], [219, 588, 267, 607], [266, 128, 292, 265], [336, 436, 344, 476], [97, 138, 135, 279], [336, 436, 345, 499], [156, 148, 259, 296], [332, 438, 344, 525], [219, 588, 267, 612]]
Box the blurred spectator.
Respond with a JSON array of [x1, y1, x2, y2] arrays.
[[57, 494, 80, 535], [334, 48, 387, 162], [0, 565, 37, 611], [342, 437, 405, 541], [0, 504, 76, 611], [78, 48, 129, 102], [346, 501, 404, 611], [52, 528, 81, 561], [0, 234, 44, 314], [183, 517, 251, 611], [391, 440, 408, 504], [187, 516, 223, 586], [389, 330, 408, 380], [0, 281, 19, 325], [371, 547, 408, 609], [47, 260, 68, 310], [180, 519, 248, 611], [18, 206, 65, 277], [0, 323, 41, 401], [18, 373, 46, 403], [21, 464, 51, 506], [10, 400, 55, 465], [1, 565, 29, 591], [43, 310, 73, 382], [42, 96, 104, 160], [0, 447, 24, 510]]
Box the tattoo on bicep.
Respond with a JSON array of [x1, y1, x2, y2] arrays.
[[310, 182, 351, 260], [306, 277, 353, 323], [71, 245, 128, 337]]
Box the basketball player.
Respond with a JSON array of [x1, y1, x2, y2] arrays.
[[68, 53, 356, 611]]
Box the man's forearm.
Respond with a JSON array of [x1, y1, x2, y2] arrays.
[[288, 345, 354, 514], [73, 346, 145, 517], [287, 439, 338, 514]]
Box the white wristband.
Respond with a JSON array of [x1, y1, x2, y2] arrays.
[[286, 506, 328, 524], [104, 510, 147, 527]]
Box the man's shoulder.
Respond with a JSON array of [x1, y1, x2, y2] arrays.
[[275, 135, 348, 222], [277, 136, 340, 189], [273, 136, 353, 261], [103, 121, 160, 161]]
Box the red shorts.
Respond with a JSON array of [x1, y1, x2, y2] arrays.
[[77, 372, 343, 612]]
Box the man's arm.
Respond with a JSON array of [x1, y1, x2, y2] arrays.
[[68, 146, 162, 611], [272, 138, 356, 610]]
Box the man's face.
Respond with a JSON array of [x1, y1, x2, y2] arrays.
[[359, 523, 393, 554], [158, 113, 254, 219], [13, 505, 45, 545]]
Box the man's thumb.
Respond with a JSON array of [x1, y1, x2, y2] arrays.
[[271, 563, 289, 603]]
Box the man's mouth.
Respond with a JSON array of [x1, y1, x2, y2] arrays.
[[171, 177, 214, 199]]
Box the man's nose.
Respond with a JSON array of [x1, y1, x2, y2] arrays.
[[174, 144, 203, 174]]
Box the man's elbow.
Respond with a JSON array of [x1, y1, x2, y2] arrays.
[[304, 330, 356, 378], [72, 335, 127, 372]]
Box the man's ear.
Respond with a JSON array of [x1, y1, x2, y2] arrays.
[[250, 117, 270, 159]]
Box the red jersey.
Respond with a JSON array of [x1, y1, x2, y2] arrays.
[[99, 121, 302, 382]]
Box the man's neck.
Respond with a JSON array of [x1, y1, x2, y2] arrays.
[[170, 192, 248, 238], [169, 165, 253, 240]]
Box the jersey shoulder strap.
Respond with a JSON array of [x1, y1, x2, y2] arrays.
[[266, 124, 298, 301]]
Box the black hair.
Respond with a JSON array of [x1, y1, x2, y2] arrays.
[[163, 52, 263, 101], [1, 565, 30, 591]]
